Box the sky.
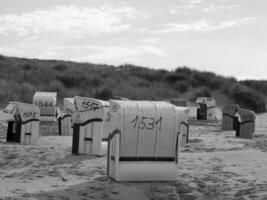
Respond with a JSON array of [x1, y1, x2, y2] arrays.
[[0, 0, 266, 80]]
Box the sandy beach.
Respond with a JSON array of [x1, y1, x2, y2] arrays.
[[0, 110, 267, 200]]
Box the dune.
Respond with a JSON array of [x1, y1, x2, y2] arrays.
[[0, 110, 267, 199]]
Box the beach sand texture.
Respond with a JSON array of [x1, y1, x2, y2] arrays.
[[0, 110, 267, 200]]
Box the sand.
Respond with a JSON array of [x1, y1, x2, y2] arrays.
[[0, 109, 267, 200]]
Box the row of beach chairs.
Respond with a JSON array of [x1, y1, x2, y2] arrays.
[[2, 92, 256, 181], [3, 96, 190, 181]]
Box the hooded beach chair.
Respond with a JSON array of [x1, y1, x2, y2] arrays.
[[234, 108, 255, 139], [107, 100, 181, 181], [196, 97, 216, 120], [72, 96, 109, 155], [6, 102, 40, 145], [33, 92, 57, 120]]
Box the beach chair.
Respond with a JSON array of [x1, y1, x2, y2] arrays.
[[107, 100, 181, 181], [196, 97, 216, 120], [6, 102, 40, 145], [234, 108, 255, 139], [33, 92, 57, 121], [72, 96, 109, 155]]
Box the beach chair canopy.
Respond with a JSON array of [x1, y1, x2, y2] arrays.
[[6, 102, 40, 123], [237, 108, 256, 123], [73, 96, 109, 124], [33, 92, 57, 106], [223, 104, 240, 118], [108, 100, 179, 159]]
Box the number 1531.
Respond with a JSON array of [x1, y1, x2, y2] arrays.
[[130, 116, 162, 130]]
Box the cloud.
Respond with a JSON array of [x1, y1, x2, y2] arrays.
[[170, 0, 203, 14], [171, 0, 239, 15], [0, 41, 168, 64], [144, 17, 258, 33], [0, 5, 142, 36], [203, 4, 239, 12], [138, 38, 160, 44], [189, 0, 203, 4], [137, 45, 168, 57], [170, 5, 195, 15]]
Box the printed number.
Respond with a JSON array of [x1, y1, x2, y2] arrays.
[[81, 101, 99, 111], [130, 116, 162, 130], [23, 111, 36, 118], [37, 101, 53, 107]]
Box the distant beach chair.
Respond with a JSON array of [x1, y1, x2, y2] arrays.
[[196, 97, 216, 120], [33, 92, 57, 121], [107, 100, 182, 181], [6, 102, 40, 145], [72, 96, 109, 155], [234, 108, 255, 139], [222, 104, 240, 130]]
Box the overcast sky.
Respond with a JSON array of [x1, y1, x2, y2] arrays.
[[0, 0, 266, 80]]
